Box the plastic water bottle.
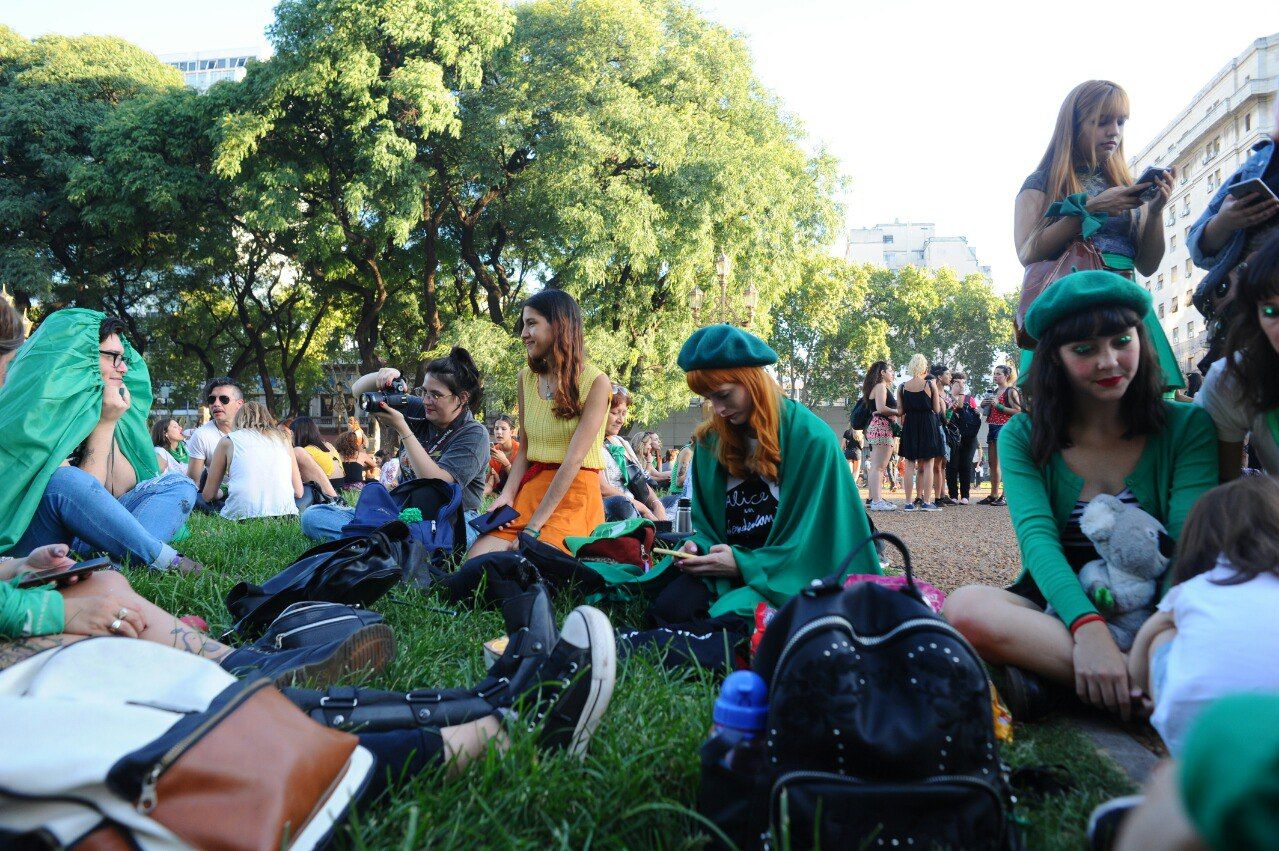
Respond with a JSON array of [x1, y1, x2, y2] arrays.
[[712, 670, 768, 774], [674, 498, 693, 534]]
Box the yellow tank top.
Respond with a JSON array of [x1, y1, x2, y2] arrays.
[[521, 364, 609, 469], [305, 444, 340, 477]]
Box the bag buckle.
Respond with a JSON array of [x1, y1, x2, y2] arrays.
[[319, 694, 358, 709]]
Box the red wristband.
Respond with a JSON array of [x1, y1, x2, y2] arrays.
[[1069, 613, 1105, 636]]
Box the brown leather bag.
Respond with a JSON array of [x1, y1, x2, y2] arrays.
[[1015, 238, 1105, 348], [79, 680, 361, 851]]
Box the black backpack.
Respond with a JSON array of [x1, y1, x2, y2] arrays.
[[955, 397, 982, 441], [849, 397, 872, 431], [700, 533, 1021, 850]]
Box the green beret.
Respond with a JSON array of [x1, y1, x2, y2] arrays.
[[678, 324, 778, 372], [1023, 270, 1152, 343]]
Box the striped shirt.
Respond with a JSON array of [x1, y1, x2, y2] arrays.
[[1061, 487, 1139, 570]]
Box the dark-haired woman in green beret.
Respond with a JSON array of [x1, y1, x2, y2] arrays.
[[944, 272, 1217, 723]]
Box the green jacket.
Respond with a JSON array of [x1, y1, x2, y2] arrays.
[[650, 396, 881, 618], [0, 580, 65, 639], [0, 308, 158, 554], [998, 401, 1218, 628]]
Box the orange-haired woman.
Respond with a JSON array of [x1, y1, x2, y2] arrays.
[[1014, 79, 1182, 390], [467, 289, 612, 555], [649, 325, 880, 629]]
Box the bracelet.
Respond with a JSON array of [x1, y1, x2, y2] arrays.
[[525, 528, 541, 539], [1070, 613, 1105, 636]]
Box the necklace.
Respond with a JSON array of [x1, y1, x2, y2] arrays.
[[538, 375, 555, 400]]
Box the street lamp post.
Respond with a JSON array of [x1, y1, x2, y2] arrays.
[[690, 252, 757, 327]]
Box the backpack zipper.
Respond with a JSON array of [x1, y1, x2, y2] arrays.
[[136, 677, 270, 813], [273, 614, 358, 649]]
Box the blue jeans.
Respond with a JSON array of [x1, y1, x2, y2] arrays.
[[9, 467, 196, 570], [604, 495, 636, 522], [300, 503, 481, 549]]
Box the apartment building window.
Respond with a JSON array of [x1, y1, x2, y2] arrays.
[[1184, 226, 1190, 241], [882, 234, 894, 244], [1185, 259, 1194, 279], [1171, 295, 1179, 313], [1166, 207, 1177, 226], [1173, 328, 1181, 342], [1159, 303, 1166, 319], [1246, 113, 1253, 132], [1170, 235, 1178, 252], [1182, 196, 1191, 217], [1172, 265, 1180, 283], [1157, 274, 1165, 290], [1187, 320, 1196, 337]]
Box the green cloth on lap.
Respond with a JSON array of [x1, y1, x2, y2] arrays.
[[0, 580, 65, 638], [643, 396, 881, 618], [1180, 693, 1279, 851], [0, 308, 159, 553]]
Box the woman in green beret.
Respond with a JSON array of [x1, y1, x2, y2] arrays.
[[944, 272, 1217, 722], [624, 325, 880, 665]]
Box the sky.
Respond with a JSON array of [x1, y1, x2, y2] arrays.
[[4, 0, 1277, 291]]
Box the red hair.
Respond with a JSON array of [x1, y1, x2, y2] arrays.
[[686, 366, 783, 482]]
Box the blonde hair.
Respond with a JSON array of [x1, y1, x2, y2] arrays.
[[233, 401, 287, 444], [1032, 81, 1134, 225], [907, 354, 929, 378]]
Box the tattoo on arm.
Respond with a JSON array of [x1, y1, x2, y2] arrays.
[[0, 635, 72, 671]]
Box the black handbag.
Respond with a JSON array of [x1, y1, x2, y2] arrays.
[[224, 521, 421, 640], [255, 601, 386, 651]]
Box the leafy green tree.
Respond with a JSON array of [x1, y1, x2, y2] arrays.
[[0, 28, 182, 323]]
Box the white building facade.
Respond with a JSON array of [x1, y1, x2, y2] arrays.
[[157, 48, 265, 91], [1130, 33, 1279, 374], [845, 221, 991, 278]]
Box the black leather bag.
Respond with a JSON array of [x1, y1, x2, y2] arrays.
[[224, 521, 421, 640], [699, 533, 1021, 851], [437, 532, 606, 606], [255, 601, 386, 651]]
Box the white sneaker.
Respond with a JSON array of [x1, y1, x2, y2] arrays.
[[869, 499, 897, 511]]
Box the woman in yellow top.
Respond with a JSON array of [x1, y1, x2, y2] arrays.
[[469, 289, 611, 555], [290, 416, 343, 497]]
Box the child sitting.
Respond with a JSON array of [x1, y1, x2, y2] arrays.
[[1128, 475, 1279, 755]]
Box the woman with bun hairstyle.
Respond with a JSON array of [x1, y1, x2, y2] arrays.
[[467, 289, 612, 555], [300, 347, 492, 546], [1014, 80, 1183, 391], [945, 272, 1217, 723], [649, 325, 880, 628]]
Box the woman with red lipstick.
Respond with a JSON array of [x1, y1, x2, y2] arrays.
[[1014, 80, 1183, 391], [944, 272, 1217, 722], [467, 289, 612, 555]]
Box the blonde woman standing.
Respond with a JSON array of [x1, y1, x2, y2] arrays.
[[898, 354, 945, 512], [202, 402, 303, 520]]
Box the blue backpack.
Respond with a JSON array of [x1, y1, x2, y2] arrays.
[[342, 479, 467, 568]]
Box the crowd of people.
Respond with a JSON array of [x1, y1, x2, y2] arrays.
[[2, 76, 1279, 848]]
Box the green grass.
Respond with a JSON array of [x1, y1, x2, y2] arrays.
[[123, 514, 1133, 850]]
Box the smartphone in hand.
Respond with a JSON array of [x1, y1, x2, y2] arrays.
[[1227, 177, 1279, 203], [17, 555, 114, 589], [1135, 166, 1170, 202], [468, 505, 521, 535]]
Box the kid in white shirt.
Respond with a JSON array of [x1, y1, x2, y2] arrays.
[[1127, 475, 1279, 755]]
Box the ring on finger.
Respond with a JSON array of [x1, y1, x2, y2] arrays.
[[116, 607, 129, 620], [109, 619, 123, 634]]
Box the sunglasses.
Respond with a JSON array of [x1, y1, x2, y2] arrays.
[[206, 394, 236, 405]]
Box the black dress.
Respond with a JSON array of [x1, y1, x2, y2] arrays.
[[898, 385, 945, 461]]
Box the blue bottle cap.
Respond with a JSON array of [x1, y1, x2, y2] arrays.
[[713, 670, 768, 734]]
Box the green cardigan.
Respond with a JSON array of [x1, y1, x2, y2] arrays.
[[654, 396, 881, 618], [998, 401, 1218, 628], [0, 581, 65, 639]]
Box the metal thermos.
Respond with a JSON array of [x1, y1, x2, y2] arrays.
[[675, 498, 692, 534]]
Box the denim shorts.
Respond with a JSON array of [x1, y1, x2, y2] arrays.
[[1150, 640, 1171, 702], [986, 423, 1003, 446]]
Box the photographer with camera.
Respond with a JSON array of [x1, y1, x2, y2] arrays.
[[299, 348, 491, 546]]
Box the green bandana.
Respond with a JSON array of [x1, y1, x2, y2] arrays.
[[1046, 192, 1109, 238], [0, 309, 158, 554]]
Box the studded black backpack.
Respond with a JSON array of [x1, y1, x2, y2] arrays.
[[698, 533, 1021, 851]]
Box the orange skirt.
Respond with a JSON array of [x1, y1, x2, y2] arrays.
[[489, 467, 604, 552]]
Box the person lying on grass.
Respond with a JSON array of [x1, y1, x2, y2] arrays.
[[944, 271, 1218, 723], [619, 325, 881, 668], [0, 299, 201, 575]]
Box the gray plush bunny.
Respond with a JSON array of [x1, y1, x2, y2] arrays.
[[1075, 493, 1171, 651]]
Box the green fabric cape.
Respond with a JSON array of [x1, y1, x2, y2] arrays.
[[642, 396, 881, 618], [0, 308, 158, 554]]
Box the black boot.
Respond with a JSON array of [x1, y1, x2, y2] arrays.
[[284, 684, 497, 731], [219, 622, 395, 687], [472, 581, 559, 707], [991, 664, 1062, 722]]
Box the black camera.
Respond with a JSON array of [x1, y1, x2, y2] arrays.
[[361, 377, 413, 413]]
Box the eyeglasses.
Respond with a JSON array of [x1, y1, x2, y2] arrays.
[[206, 394, 235, 405], [423, 390, 456, 402], [98, 350, 126, 368]]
